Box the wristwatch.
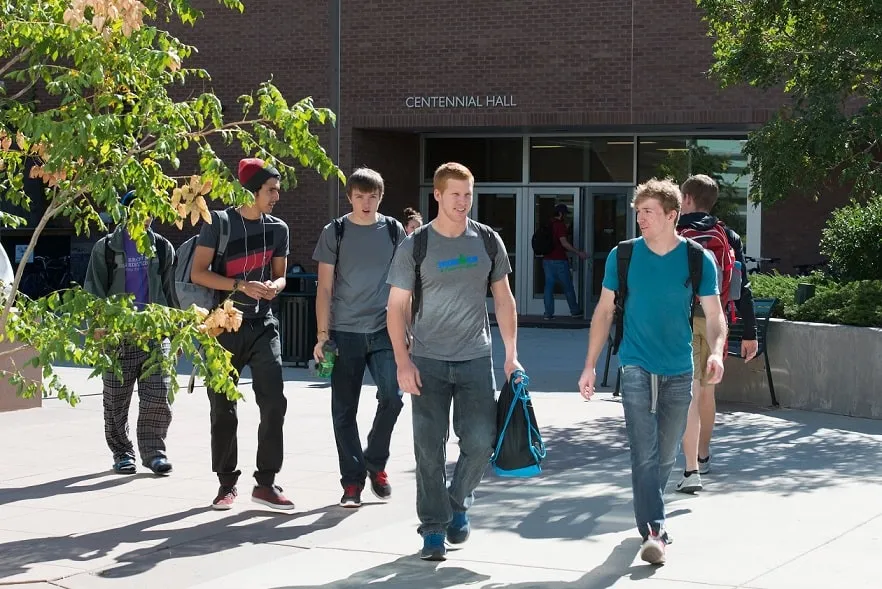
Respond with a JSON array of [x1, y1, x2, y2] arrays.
[[232, 279, 241, 291]]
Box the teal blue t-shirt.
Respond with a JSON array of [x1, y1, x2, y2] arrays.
[[603, 238, 718, 376]]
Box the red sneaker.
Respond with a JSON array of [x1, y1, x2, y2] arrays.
[[211, 486, 237, 510], [640, 531, 667, 565], [368, 470, 391, 501], [251, 485, 296, 511]]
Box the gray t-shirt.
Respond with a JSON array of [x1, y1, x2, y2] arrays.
[[312, 215, 404, 334], [387, 222, 511, 361]]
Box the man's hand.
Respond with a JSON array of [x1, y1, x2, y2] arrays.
[[741, 339, 758, 362], [577, 251, 589, 260], [504, 358, 524, 382], [705, 353, 725, 384], [397, 357, 422, 396], [262, 280, 280, 301], [578, 366, 596, 401], [240, 281, 271, 301], [313, 334, 329, 363]]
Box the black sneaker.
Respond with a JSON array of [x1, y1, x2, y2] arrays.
[[339, 484, 362, 508], [368, 470, 392, 501]]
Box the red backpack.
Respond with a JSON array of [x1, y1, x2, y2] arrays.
[[678, 222, 736, 319]]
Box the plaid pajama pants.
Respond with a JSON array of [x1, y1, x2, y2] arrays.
[[103, 340, 173, 464]]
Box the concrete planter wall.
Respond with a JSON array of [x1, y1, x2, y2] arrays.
[[0, 341, 42, 412], [717, 319, 882, 419]]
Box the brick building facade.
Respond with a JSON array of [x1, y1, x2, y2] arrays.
[[5, 1, 847, 312]]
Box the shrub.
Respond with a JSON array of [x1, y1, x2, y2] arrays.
[[750, 272, 882, 327], [749, 272, 831, 318], [820, 195, 882, 281], [791, 281, 882, 327]]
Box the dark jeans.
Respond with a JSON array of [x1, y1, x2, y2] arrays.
[[208, 315, 287, 488], [411, 355, 496, 535], [620, 365, 693, 539], [331, 328, 403, 487], [543, 259, 580, 318]]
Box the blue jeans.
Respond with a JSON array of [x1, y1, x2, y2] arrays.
[[411, 355, 497, 535], [620, 365, 693, 539], [330, 328, 403, 488], [543, 259, 580, 317]]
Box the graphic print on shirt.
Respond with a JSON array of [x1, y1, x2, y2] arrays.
[[437, 253, 479, 272], [224, 249, 274, 278]]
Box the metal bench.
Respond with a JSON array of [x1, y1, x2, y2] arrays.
[[728, 297, 779, 407], [602, 297, 779, 405]]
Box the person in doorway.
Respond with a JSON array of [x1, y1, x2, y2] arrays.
[[675, 174, 758, 493], [84, 190, 177, 477], [190, 158, 294, 511], [312, 167, 406, 508], [403, 207, 423, 236], [387, 162, 523, 561], [577, 178, 726, 565], [542, 203, 588, 320]]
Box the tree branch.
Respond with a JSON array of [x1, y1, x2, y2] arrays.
[[8, 80, 37, 101], [0, 47, 32, 78], [0, 191, 77, 334]]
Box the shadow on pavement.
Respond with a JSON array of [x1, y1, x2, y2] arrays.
[[0, 504, 354, 581], [271, 553, 491, 589], [0, 471, 148, 507], [270, 538, 655, 589]]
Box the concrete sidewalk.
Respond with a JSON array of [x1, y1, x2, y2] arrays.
[[1, 327, 881, 588]]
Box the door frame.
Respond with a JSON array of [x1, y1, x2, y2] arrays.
[[473, 186, 524, 314], [524, 187, 583, 316]]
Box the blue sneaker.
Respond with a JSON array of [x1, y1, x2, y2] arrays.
[[447, 511, 471, 545], [420, 532, 447, 561]]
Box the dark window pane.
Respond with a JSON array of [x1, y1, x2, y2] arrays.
[[693, 138, 749, 241], [637, 137, 690, 183], [423, 138, 522, 182], [530, 137, 634, 183], [589, 138, 633, 182], [530, 137, 591, 182]]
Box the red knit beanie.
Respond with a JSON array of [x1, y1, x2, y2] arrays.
[[238, 158, 281, 192]]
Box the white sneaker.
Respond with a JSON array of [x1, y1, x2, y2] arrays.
[[675, 471, 702, 494], [698, 455, 711, 475], [640, 532, 667, 565]]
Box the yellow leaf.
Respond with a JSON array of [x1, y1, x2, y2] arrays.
[[174, 219, 184, 230], [171, 188, 182, 208], [190, 208, 199, 225], [200, 208, 211, 223], [200, 180, 213, 194]]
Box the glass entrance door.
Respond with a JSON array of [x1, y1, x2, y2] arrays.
[[473, 188, 521, 312], [586, 187, 632, 302], [526, 188, 584, 317]]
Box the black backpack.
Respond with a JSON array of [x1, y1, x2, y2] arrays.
[[611, 237, 705, 355], [410, 219, 498, 322], [491, 372, 546, 478], [333, 215, 403, 281], [531, 222, 555, 256]]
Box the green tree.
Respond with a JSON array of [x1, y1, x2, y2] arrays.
[[0, 0, 342, 405], [698, 0, 882, 204]]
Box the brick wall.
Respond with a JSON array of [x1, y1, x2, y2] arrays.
[[167, 0, 831, 270]]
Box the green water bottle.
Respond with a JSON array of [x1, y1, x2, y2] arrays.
[[316, 340, 337, 379]]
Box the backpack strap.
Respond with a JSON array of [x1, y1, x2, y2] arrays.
[[611, 238, 637, 355], [410, 225, 429, 323], [470, 218, 499, 289], [386, 216, 402, 259], [684, 237, 705, 324], [213, 209, 231, 268], [332, 217, 345, 283]]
